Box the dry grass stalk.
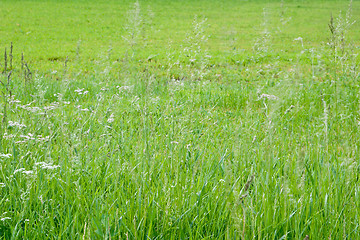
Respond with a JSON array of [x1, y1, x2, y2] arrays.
[[9, 42, 13, 70], [239, 175, 254, 201], [3, 48, 7, 74]]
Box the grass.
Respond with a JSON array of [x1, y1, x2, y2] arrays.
[[0, 0, 360, 239], [1, 0, 359, 70]]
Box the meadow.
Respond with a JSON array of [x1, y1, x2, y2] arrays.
[[0, 0, 360, 239]]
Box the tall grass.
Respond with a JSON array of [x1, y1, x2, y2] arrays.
[[0, 0, 360, 239]]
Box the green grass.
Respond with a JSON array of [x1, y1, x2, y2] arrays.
[[1, 0, 359, 70], [0, 0, 360, 239]]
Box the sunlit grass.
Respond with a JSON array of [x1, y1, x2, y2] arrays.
[[0, 0, 360, 239]]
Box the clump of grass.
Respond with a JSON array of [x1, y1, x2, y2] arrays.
[[123, 1, 142, 52], [168, 16, 211, 81], [327, 0, 357, 80], [123, 1, 154, 60], [253, 8, 271, 55]]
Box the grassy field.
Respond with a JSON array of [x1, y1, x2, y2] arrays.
[[1, 0, 360, 239]]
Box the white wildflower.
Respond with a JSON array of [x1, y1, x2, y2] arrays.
[[294, 37, 304, 48], [44, 102, 59, 111], [22, 170, 34, 175], [75, 88, 84, 94], [3, 133, 15, 139], [14, 168, 25, 174], [19, 134, 35, 140], [9, 98, 21, 104], [8, 121, 27, 128], [35, 162, 60, 170], [0, 153, 12, 158], [28, 107, 42, 112], [36, 136, 50, 142], [75, 88, 89, 95]]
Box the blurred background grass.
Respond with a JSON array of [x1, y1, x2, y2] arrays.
[[1, 0, 359, 71]]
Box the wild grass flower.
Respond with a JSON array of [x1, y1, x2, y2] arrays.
[[254, 8, 271, 54], [43, 102, 59, 111], [35, 162, 60, 170], [259, 93, 279, 100], [19, 133, 35, 140], [22, 170, 34, 175], [75, 88, 89, 95], [0, 153, 12, 158], [284, 105, 295, 114], [327, 0, 356, 80], [13, 168, 25, 174], [294, 37, 304, 48], [171, 15, 211, 81], [14, 168, 34, 175]]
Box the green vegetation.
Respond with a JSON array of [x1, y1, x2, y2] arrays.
[[0, 0, 360, 239]]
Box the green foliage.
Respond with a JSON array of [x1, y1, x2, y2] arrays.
[[0, 0, 360, 239]]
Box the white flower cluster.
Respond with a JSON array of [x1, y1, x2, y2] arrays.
[[14, 168, 34, 175], [0, 153, 12, 158], [75, 105, 90, 112], [8, 121, 27, 128], [13, 162, 59, 177], [34, 162, 60, 170], [15, 134, 50, 144], [74, 88, 89, 95]]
